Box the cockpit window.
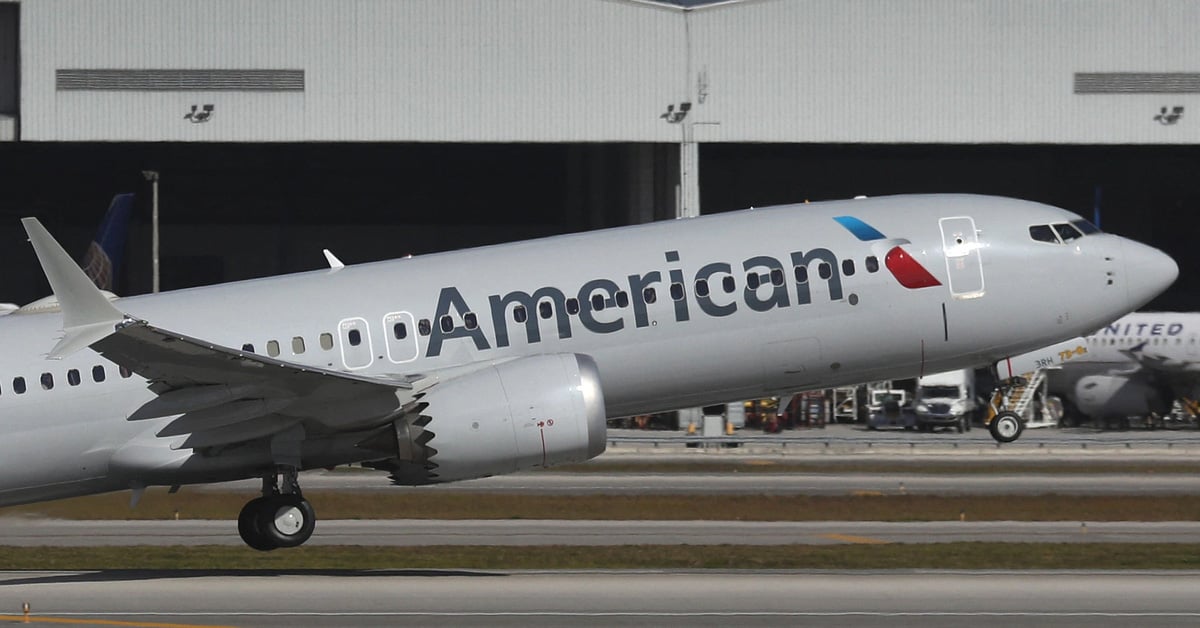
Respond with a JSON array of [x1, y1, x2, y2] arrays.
[[1071, 219, 1100, 235], [1052, 222, 1084, 242], [1029, 224, 1058, 243]]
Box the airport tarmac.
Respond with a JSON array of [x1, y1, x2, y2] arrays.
[[2, 519, 1198, 547], [1, 570, 1198, 627], [204, 469, 1200, 496]]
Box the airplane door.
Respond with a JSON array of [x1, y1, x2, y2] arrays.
[[339, 317, 374, 370], [939, 216, 985, 298], [383, 311, 419, 363]]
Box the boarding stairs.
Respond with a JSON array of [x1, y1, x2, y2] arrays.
[[987, 368, 1058, 428]]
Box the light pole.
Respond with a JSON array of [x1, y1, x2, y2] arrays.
[[141, 170, 160, 293]]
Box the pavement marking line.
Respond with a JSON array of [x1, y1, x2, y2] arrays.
[[818, 533, 891, 544], [0, 615, 235, 628]]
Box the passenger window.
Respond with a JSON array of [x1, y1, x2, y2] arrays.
[[292, 337, 305, 354], [746, 273, 761, 290], [794, 266, 809, 284], [539, 301, 553, 319], [346, 331, 360, 347], [320, 332, 334, 350], [865, 256, 879, 273], [842, 259, 855, 276], [643, 287, 657, 304], [591, 293, 606, 311], [92, 365, 106, 383], [13, 377, 25, 394], [267, 340, 282, 356], [818, 263, 832, 280], [695, 279, 710, 298], [464, 312, 478, 329], [670, 283, 685, 301], [40, 373, 53, 390], [439, 315, 454, 332], [67, 369, 80, 386], [393, 323, 408, 340], [418, 319, 432, 336], [120, 366, 132, 378], [566, 298, 580, 315], [514, 305, 528, 323], [770, 269, 785, 286], [722, 276, 736, 293], [241, 343, 255, 353], [615, 291, 629, 308], [1053, 223, 1083, 242], [1029, 224, 1059, 243]]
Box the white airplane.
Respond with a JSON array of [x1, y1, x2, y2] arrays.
[[0, 194, 1176, 550], [1012, 312, 1200, 428]]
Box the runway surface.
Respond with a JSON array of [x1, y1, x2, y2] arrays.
[[3, 519, 1198, 546], [1, 571, 1199, 627], [205, 470, 1200, 496]]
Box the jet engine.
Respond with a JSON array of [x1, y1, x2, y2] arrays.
[[1073, 374, 1170, 419], [365, 353, 606, 484]]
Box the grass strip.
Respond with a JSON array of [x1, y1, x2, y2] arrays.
[[2, 543, 1200, 570], [552, 460, 1200, 474], [3, 492, 1200, 522]]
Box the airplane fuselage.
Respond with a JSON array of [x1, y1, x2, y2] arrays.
[[0, 194, 1176, 506]]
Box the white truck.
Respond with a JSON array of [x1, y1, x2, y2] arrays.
[[914, 369, 978, 433]]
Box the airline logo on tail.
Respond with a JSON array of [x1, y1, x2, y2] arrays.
[[81, 193, 134, 291], [833, 216, 942, 289]]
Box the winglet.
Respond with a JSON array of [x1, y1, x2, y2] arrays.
[[22, 218, 126, 358], [323, 248, 345, 270]]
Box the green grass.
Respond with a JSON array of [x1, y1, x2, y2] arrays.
[[3, 491, 1200, 522], [2, 543, 1200, 570]]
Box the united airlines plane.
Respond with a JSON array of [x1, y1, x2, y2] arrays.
[[0, 194, 1177, 550]]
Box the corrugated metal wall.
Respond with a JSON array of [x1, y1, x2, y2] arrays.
[[20, 0, 687, 141], [689, 0, 1200, 144], [16, 0, 1200, 143]]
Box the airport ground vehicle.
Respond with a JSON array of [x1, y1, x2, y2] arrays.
[[914, 369, 977, 433], [867, 389, 915, 430]]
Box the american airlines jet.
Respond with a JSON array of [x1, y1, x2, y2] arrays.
[[0, 194, 1177, 550]]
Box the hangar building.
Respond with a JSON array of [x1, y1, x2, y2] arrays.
[[0, 0, 1196, 308]]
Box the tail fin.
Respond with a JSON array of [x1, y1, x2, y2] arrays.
[[81, 193, 135, 291]]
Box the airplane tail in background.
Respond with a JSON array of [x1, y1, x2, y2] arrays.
[[81, 193, 134, 292]]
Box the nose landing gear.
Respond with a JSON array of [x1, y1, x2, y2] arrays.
[[237, 467, 316, 551]]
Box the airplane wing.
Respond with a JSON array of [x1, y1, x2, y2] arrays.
[[92, 319, 427, 449], [22, 217, 429, 451]]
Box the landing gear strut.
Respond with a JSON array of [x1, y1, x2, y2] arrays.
[[237, 467, 316, 551]]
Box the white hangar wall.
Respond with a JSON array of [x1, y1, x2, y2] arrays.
[[687, 0, 1200, 144], [18, 0, 688, 142], [11, 0, 1200, 143]]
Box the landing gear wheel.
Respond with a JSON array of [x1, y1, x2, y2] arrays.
[[989, 411, 1024, 443], [238, 497, 277, 552], [258, 494, 316, 548]]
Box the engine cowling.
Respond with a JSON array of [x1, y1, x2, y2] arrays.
[[1073, 374, 1169, 418], [369, 353, 606, 485]]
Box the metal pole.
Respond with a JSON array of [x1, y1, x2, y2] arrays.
[[141, 170, 160, 293]]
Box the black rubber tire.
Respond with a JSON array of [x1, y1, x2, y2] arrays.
[[956, 417, 965, 433], [258, 494, 317, 549], [989, 411, 1024, 443], [238, 497, 277, 552]]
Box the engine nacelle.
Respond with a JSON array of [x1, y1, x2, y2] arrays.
[[1073, 374, 1169, 418], [369, 353, 606, 484]]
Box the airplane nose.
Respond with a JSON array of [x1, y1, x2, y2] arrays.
[[1120, 238, 1178, 310]]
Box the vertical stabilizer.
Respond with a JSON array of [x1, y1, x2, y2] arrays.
[[81, 193, 135, 291]]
